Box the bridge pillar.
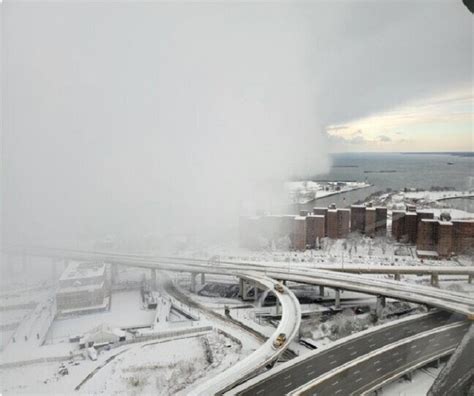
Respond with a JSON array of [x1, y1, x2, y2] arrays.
[[239, 278, 254, 301], [376, 295, 386, 318], [468, 274, 472, 284], [275, 296, 280, 315], [334, 288, 341, 309], [394, 273, 401, 281], [51, 259, 57, 280], [431, 273, 439, 288], [190, 273, 197, 293], [319, 286, 325, 297], [201, 273, 206, 285], [110, 264, 118, 285], [151, 269, 157, 290]]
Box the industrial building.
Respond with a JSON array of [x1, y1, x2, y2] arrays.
[[239, 203, 386, 251], [56, 261, 108, 313], [416, 217, 474, 258], [350, 205, 366, 233]]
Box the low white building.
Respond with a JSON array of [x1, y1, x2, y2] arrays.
[[79, 323, 126, 349]]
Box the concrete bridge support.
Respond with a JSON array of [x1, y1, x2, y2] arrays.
[[201, 273, 206, 285], [51, 259, 57, 280], [111, 264, 119, 285], [190, 273, 197, 293], [431, 273, 439, 287], [319, 285, 325, 297], [428, 323, 474, 396], [334, 288, 341, 309], [238, 278, 255, 301], [394, 273, 401, 281], [151, 269, 157, 290], [376, 295, 386, 318], [468, 274, 472, 284]]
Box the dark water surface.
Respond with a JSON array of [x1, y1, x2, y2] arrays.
[[297, 152, 473, 210]]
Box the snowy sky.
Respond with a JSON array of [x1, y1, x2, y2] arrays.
[[2, 1, 472, 244]]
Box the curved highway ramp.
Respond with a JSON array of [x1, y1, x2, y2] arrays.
[[189, 273, 301, 396]]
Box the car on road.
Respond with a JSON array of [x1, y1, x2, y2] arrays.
[[274, 283, 284, 293], [273, 333, 286, 349]]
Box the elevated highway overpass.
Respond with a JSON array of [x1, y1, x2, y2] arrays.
[[6, 246, 474, 317], [5, 246, 474, 394], [189, 272, 301, 395], [293, 321, 470, 396], [231, 310, 467, 395]]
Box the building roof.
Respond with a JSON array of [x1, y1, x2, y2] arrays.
[[57, 281, 105, 294], [60, 261, 105, 282]]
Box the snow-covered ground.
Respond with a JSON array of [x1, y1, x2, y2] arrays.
[[80, 333, 241, 395], [176, 235, 473, 271], [370, 189, 474, 219], [382, 363, 444, 395], [403, 190, 473, 201], [286, 180, 371, 204], [45, 290, 155, 344]]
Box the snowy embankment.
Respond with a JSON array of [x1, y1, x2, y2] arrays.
[[286, 181, 371, 204]]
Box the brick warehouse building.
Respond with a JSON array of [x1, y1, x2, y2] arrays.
[[350, 205, 366, 233], [56, 261, 108, 313], [239, 204, 385, 251], [239, 205, 472, 254], [417, 218, 474, 258], [391, 210, 406, 241]]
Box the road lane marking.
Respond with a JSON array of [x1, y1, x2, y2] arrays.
[[354, 370, 360, 375], [335, 389, 342, 394], [376, 367, 382, 372], [350, 351, 357, 356], [256, 390, 265, 395], [355, 377, 363, 383], [332, 381, 339, 386], [369, 343, 376, 348], [284, 374, 291, 380], [330, 360, 337, 365], [307, 370, 315, 376], [373, 360, 381, 365], [284, 383, 292, 388]]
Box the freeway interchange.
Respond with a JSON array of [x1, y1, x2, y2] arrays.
[[7, 246, 474, 395]]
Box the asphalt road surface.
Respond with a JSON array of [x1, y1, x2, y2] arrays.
[[300, 322, 470, 396], [236, 311, 464, 396]]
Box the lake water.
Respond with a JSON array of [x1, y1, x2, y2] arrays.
[[297, 152, 473, 210]]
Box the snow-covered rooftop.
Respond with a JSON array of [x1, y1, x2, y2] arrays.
[[59, 261, 105, 281]]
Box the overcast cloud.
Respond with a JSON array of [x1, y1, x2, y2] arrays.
[[2, 1, 472, 247]]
